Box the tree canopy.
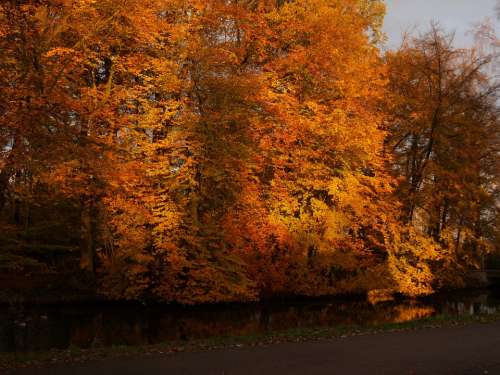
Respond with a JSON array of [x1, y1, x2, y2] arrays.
[[1, 0, 499, 303]]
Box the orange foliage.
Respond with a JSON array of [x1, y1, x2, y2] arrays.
[[1, 1, 498, 304]]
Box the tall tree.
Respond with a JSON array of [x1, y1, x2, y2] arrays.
[[386, 26, 500, 276]]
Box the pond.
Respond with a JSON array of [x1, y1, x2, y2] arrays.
[[2, 289, 500, 353]]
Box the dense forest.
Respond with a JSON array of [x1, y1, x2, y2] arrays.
[[0, 0, 499, 304]]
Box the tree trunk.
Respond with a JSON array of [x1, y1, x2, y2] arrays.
[[80, 197, 95, 274], [0, 170, 10, 214]]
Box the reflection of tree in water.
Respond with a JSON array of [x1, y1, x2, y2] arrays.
[[4, 290, 500, 352], [437, 292, 500, 316], [392, 306, 435, 323]]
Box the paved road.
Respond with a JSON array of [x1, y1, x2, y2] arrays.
[[12, 322, 500, 375]]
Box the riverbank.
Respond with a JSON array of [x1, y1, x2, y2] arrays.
[[3, 311, 500, 373]]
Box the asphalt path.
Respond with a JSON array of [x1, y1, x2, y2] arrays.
[[12, 322, 500, 375]]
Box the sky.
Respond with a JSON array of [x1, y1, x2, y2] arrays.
[[383, 0, 499, 49]]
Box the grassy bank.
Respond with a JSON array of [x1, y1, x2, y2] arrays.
[[2, 311, 500, 372]]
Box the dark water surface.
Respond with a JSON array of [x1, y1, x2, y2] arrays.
[[2, 289, 500, 353]]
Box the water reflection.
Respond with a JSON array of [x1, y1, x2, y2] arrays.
[[1, 289, 500, 353]]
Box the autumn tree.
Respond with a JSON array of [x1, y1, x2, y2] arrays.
[[3, 1, 498, 303], [225, 0, 415, 296], [0, 1, 86, 271], [386, 26, 500, 280], [0, 0, 181, 278]]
